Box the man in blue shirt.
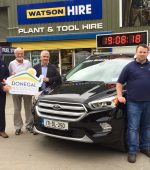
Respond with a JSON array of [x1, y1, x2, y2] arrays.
[[116, 44, 150, 163]]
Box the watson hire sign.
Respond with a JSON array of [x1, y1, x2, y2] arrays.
[[17, 0, 102, 25]]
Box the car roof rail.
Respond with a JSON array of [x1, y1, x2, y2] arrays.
[[85, 52, 134, 60]]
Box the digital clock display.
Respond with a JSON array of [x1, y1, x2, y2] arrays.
[[96, 31, 148, 48]]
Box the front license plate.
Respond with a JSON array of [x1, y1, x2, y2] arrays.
[[42, 118, 68, 130]]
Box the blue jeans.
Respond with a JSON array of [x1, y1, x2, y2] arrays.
[[127, 101, 150, 154]]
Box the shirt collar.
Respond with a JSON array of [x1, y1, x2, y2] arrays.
[[41, 64, 48, 67], [135, 59, 149, 65]]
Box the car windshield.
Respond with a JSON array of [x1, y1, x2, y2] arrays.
[[66, 58, 133, 83]]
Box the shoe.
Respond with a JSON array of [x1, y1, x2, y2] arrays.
[[127, 154, 136, 163], [0, 131, 9, 138], [140, 149, 150, 157], [15, 129, 22, 135], [33, 131, 39, 135], [26, 126, 33, 133]]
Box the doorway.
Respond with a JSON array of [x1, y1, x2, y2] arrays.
[[61, 49, 73, 75]]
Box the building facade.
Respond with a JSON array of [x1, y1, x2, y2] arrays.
[[0, 0, 150, 74]]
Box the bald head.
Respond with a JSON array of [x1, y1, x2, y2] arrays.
[[14, 47, 24, 63], [14, 47, 24, 54]]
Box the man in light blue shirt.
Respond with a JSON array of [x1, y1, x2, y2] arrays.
[[41, 65, 48, 90]]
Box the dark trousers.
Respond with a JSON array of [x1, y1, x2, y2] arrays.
[[0, 92, 6, 132]]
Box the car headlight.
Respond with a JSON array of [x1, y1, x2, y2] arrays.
[[88, 96, 118, 110]]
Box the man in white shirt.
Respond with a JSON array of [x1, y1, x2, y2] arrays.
[[9, 47, 33, 135]]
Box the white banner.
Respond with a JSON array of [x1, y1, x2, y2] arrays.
[[6, 68, 43, 95]]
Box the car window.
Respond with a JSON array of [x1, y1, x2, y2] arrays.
[[66, 58, 132, 83]]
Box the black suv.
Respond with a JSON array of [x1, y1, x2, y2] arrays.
[[33, 53, 134, 151]]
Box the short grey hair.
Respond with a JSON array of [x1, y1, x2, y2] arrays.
[[40, 50, 50, 57]]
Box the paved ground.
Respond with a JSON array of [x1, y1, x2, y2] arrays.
[[0, 94, 150, 170]]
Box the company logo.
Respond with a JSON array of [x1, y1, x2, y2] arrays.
[[17, 0, 102, 25], [26, 5, 91, 19], [27, 7, 66, 18], [52, 104, 62, 110], [6, 68, 44, 95]]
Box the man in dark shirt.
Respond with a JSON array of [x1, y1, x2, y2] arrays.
[[34, 50, 61, 91], [32, 50, 61, 135], [129, 0, 148, 26], [0, 59, 9, 138], [116, 44, 150, 163]]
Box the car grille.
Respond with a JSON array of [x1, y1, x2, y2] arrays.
[[37, 100, 87, 122]]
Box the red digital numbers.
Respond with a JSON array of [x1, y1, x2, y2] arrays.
[[115, 36, 121, 45], [104, 36, 112, 45], [104, 35, 127, 45], [132, 34, 141, 44], [107, 36, 113, 45], [97, 31, 147, 47], [115, 35, 127, 45]]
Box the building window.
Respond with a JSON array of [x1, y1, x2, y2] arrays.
[[75, 48, 91, 65]]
